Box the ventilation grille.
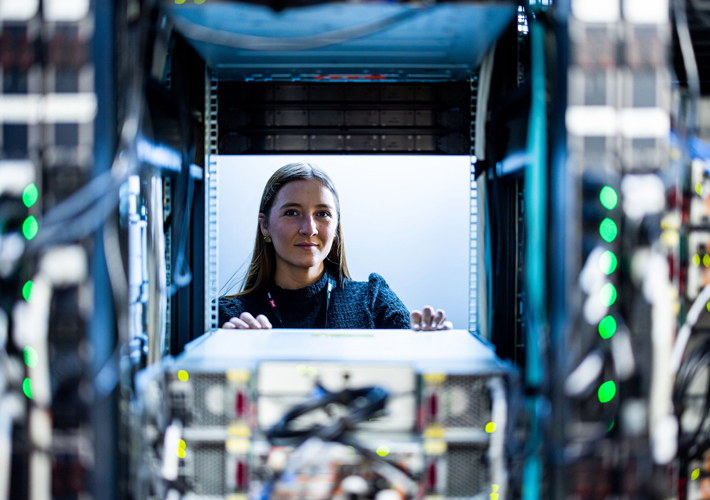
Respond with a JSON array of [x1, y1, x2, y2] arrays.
[[446, 445, 488, 497], [191, 373, 229, 427], [217, 82, 471, 155], [441, 376, 492, 429]]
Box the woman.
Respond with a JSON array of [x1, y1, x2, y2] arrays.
[[219, 163, 453, 331]]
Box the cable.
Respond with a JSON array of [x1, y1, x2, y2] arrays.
[[267, 384, 388, 444], [670, 281, 710, 374], [262, 383, 415, 500], [674, 0, 701, 136], [168, 163, 196, 295], [168, 6, 424, 52], [674, 339, 710, 459]]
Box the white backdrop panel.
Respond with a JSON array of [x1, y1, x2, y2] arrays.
[[217, 155, 472, 330]]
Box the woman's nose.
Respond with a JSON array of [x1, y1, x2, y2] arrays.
[[299, 216, 317, 235]]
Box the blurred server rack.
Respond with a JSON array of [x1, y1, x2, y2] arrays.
[[557, 0, 676, 499], [0, 1, 106, 500]]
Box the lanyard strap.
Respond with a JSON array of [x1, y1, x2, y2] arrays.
[[267, 277, 335, 328]]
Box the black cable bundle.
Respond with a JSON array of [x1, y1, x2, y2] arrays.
[[267, 384, 388, 445], [266, 383, 415, 482]]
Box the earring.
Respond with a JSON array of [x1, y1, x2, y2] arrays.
[[264, 235, 272, 243]]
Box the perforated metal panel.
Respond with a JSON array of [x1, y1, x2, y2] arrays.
[[446, 445, 488, 497], [441, 376, 491, 429], [192, 443, 225, 496], [191, 373, 229, 427]]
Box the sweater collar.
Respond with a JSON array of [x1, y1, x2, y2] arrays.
[[270, 270, 329, 303]]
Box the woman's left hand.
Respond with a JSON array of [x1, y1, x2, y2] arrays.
[[410, 306, 453, 331]]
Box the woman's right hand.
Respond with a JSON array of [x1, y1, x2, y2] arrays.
[[222, 312, 272, 329]]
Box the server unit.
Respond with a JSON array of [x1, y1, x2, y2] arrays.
[[134, 329, 514, 500]]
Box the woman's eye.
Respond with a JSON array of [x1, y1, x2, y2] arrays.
[[284, 209, 298, 216], [317, 211, 331, 218]]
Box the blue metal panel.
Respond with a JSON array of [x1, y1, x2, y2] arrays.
[[166, 2, 516, 81]]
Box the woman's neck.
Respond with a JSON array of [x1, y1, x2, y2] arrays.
[[274, 263, 325, 290]]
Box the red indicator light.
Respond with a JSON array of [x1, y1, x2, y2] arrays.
[[236, 391, 246, 417], [427, 462, 437, 492], [314, 74, 387, 80], [429, 393, 438, 420], [236, 460, 247, 489]]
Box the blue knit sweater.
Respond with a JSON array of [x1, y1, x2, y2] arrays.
[[218, 272, 410, 329]]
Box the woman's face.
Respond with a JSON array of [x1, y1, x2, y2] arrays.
[[260, 179, 338, 276]]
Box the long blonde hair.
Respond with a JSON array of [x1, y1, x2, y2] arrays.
[[227, 163, 351, 298]]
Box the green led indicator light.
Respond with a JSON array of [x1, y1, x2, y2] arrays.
[[22, 216, 38, 240], [22, 184, 38, 208], [697, 183, 704, 196], [598, 381, 616, 403], [599, 218, 618, 243], [704, 255, 710, 267], [22, 281, 32, 301], [376, 446, 390, 457], [695, 254, 702, 266], [599, 251, 617, 275], [24, 346, 38, 369], [598, 316, 616, 339], [600, 186, 618, 210], [600, 283, 617, 307], [707, 301, 710, 312], [485, 422, 497, 433], [693, 469, 701, 481], [177, 370, 189, 382], [606, 420, 615, 432], [22, 378, 33, 399]]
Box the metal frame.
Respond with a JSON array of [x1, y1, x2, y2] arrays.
[[469, 74, 479, 333], [204, 70, 219, 332], [204, 76, 482, 333], [164, 176, 172, 347]]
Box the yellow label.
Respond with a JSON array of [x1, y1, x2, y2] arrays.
[[423, 440, 447, 455], [227, 369, 251, 383], [228, 425, 252, 438], [423, 426, 445, 440], [225, 438, 250, 455], [423, 373, 446, 385]]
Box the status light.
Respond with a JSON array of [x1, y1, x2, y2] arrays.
[[178, 370, 189, 382], [599, 218, 618, 243], [692, 469, 701, 480], [599, 251, 617, 274], [598, 381, 616, 403], [598, 316, 616, 339], [22, 183, 38, 208], [600, 186, 618, 210], [485, 422, 496, 433], [24, 346, 38, 368], [23, 378, 33, 399], [376, 446, 390, 457], [22, 216, 38, 240], [704, 255, 710, 268], [600, 283, 617, 307], [22, 281, 32, 301], [695, 254, 702, 266]]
